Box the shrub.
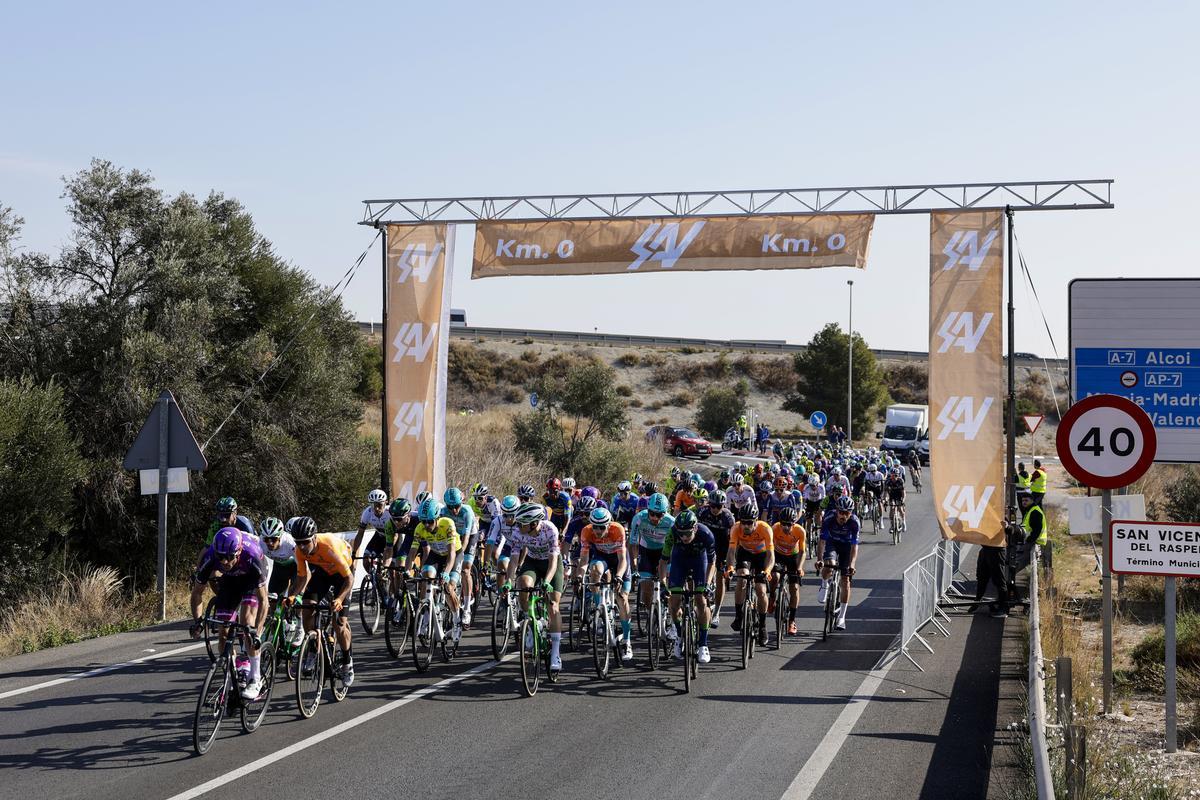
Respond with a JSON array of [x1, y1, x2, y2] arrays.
[[616, 384, 633, 397], [503, 387, 525, 403], [354, 339, 383, 401], [667, 390, 695, 407], [694, 382, 748, 438], [629, 398, 643, 408], [882, 363, 928, 405], [651, 363, 679, 387], [448, 341, 497, 393], [640, 351, 667, 368], [615, 352, 640, 367], [1162, 467, 1200, 524], [677, 345, 702, 355], [734, 355, 795, 392]]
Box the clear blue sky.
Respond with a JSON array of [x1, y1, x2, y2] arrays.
[[3, 1, 1197, 355]]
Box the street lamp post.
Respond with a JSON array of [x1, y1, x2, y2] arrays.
[[847, 280, 854, 444]]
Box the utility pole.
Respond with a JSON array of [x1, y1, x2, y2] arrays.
[[847, 279, 854, 442]]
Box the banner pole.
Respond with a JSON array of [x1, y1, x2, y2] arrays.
[[1006, 206, 1017, 524], [1102, 487, 1113, 714], [379, 226, 390, 496]]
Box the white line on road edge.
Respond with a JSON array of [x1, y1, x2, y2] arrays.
[[163, 657, 507, 800], [778, 660, 897, 800], [0, 642, 206, 701]]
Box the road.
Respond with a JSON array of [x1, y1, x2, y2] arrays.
[[0, 487, 1006, 800]]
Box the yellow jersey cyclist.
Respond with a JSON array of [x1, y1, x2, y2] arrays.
[[412, 498, 463, 637], [285, 517, 356, 686], [503, 503, 565, 672], [771, 507, 808, 636], [659, 510, 716, 664], [579, 507, 634, 662], [727, 504, 775, 647]]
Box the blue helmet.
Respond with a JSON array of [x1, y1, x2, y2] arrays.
[[443, 487, 464, 507], [834, 495, 854, 513], [418, 498, 443, 522], [647, 493, 670, 515], [499, 495, 520, 514], [213, 527, 242, 556], [589, 507, 612, 526]]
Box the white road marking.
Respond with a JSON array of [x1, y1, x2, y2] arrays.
[[0, 642, 207, 701], [778, 660, 896, 800], [164, 656, 509, 800]]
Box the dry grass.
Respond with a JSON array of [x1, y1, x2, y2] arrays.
[[0, 566, 192, 657]]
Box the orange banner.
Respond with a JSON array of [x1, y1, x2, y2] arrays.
[[472, 214, 873, 277], [929, 211, 1005, 546], [385, 224, 453, 502]]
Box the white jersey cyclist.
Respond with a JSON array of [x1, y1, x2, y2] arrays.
[[360, 504, 391, 532], [802, 482, 826, 503], [726, 483, 757, 513], [825, 472, 851, 496], [508, 519, 562, 561]]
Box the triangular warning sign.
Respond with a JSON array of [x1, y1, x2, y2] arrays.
[[1023, 414, 1044, 434], [122, 390, 208, 471]]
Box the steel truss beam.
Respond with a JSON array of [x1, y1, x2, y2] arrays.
[[361, 179, 1113, 226]]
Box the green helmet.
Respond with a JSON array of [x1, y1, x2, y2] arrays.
[[674, 510, 698, 532], [389, 498, 412, 517], [215, 496, 238, 514]]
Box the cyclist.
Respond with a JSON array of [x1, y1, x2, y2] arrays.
[[764, 474, 800, 524], [485, 495, 521, 577], [802, 475, 826, 527], [189, 527, 270, 699], [286, 517, 356, 686], [611, 481, 639, 527], [673, 475, 700, 513], [771, 507, 807, 635], [697, 490, 734, 628], [726, 472, 757, 519], [441, 488, 478, 627], [543, 478, 572, 532], [727, 504, 775, 647], [864, 462, 886, 522], [563, 495, 597, 575], [579, 506, 634, 661], [351, 488, 390, 562], [206, 496, 255, 545], [414, 498, 462, 634], [383, 498, 418, 601], [629, 492, 676, 643], [257, 517, 297, 599], [664, 467, 682, 498], [818, 496, 860, 631], [660, 510, 716, 664], [562, 477, 579, 502], [716, 469, 732, 492], [505, 503, 565, 672], [470, 484, 501, 540], [825, 467, 850, 499], [885, 467, 907, 531]]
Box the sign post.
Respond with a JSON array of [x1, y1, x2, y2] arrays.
[[123, 390, 208, 620], [1056, 393, 1157, 714]]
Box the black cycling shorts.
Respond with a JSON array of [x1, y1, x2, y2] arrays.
[[302, 568, 351, 618], [734, 547, 768, 576]]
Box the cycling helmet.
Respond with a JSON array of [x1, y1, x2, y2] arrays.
[[547, 478, 562, 492], [834, 496, 854, 513], [732, 473, 745, 486], [736, 504, 758, 522], [758, 480, 772, 493], [578, 496, 598, 514], [417, 498, 442, 523], [472, 483, 490, 499], [215, 496, 238, 514], [213, 527, 242, 555], [414, 490, 432, 506], [562, 477, 576, 490], [703, 480, 717, 492], [693, 488, 709, 503], [646, 493, 670, 515], [581, 486, 599, 500], [830, 484, 844, 496], [674, 510, 698, 532], [499, 495, 520, 514], [808, 474, 820, 486], [642, 481, 659, 495], [257, 517, 284, 539], [518, 484, 536, 499], [589, 507, 612, 526], [779, 506, 799, 524], [719, 469, 731, 481], [616, 480, 633, 494], [515, 502, 546, 526], [832, 466, 843, 476], [290, 516, 317, 541], [444, 487, 464, 507], [367, 488, 387, 504], [389, 498, 412, 517], [709, 489, 727, 506], [670, 467, 682, 478], [774, 476, 789, 488], [630, 472, 643, 485]]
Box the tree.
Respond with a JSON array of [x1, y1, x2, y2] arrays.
[[783, 323, 888, 439], [0, 160, 374, 586], [694, 380, 749, 438], [513, 354, 628, 476]]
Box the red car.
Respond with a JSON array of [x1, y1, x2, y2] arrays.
[[646, 425, 712, 459]]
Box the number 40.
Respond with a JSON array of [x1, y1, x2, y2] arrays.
[[1077, 426, 1135, 457]]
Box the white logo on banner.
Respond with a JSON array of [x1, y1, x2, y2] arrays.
[[936, 311, 994, 353], [394, 480, 430, 501], [936, 395, 995, 440], [393, 402, 425, 441], [396, 243, 442, 284], [943, 484, 996, 528], [942, 229, 998, 271], [392, 322, 438, 363], [628, 221, 706, 271]]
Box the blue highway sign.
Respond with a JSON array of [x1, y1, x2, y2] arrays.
[[1075, 348, 1200, 428]]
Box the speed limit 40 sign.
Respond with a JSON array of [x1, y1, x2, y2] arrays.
[[1056, 394, 1157, 489]]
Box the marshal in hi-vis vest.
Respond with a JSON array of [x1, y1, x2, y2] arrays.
[[1023, 505, 1047, 546]]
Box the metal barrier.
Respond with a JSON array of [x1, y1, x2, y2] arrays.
[[886, 539, 972, 671], [1028, 546, 1055, 799]]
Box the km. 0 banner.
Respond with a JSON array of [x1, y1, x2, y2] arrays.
[[385, 224, 453, 502], [929, 210, 1005, 546], [472, 214, 873, 278]]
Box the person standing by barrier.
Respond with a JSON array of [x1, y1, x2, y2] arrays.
[[972, 544, 1010, 618], [1028, 460, 1047, 507]]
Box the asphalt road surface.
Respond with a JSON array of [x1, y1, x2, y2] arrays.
[[0, 484, 1004, 800]]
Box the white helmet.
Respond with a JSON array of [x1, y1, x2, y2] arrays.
[[562, 477, 576, 490], [367, 489, 387, 504]]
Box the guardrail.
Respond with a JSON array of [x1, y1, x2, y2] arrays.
[[1028, 545, 1055, 799]]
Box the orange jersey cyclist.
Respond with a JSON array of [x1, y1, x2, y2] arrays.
[[579, 506, 634, 661], [286, 517, 357, 687], [726, 504, 775, 647], [771, 506, 808, 636]]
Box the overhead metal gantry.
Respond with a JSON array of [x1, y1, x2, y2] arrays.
[[361, 179, 1113, 226]]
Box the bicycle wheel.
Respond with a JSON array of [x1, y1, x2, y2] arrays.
[[413, 600, 434, 673], [203, 598, 220, 662], [384, 592, 413, 659], [739, 599, 750, 670], [357, 573, 381, 636], [328, 641, 349, 702], [295, 631, 323, 718], [748, 605, 758, 660], [773, 581, 785, 650], [647, 598, 660, 670], [491, 593, 514, 661], [519, 616, 540, 696], [891, 509, 900, 545], [193, 657, 230, 754], [634, 587, 645, 637], [683, 612, 695, 693], [566, 591, 584, 653], [240, 642, 275, 733], [440, 606, 460, 662], [477, 563, 495, 608], [591, 607, 611, 679]]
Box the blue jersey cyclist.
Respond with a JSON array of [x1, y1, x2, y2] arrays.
[[818, 496, 861, 632], [610, 481, 639, 526], [441, 488, 479, 627], [543, 478, 573, 531], [205, 496, 254, 545], [629, 493, 675, 631], [660, 510, 716, 665], [764, 475, 801, 524]]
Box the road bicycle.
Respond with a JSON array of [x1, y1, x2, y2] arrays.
[[412, 572, 461, 673], [888, 500, 905, 545], [911, 468, 923, 493], [202, 596, 221, 662], [769, 565, 801, 649], [586, 576, 624, 679], [636, 572, 673, 670], [355, 551, 383, 636], [262, 594, 302, 681], [732, 567, 767, 669], [515, 585, 559, 696], [294, 600, 350, 718], [866, 490, 883, 534], [383, 566, 418, 659], [564, 572, 594, 654], [192, 618, 275, 755], [672, 579, 705, 694], [820, 552, 844, 641], [491, 580, 520, 660]]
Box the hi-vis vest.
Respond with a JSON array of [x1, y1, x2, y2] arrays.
[[1016, 472, 1031, 490], [1023, 505, 1047, 546], [1029, 469, 1047, 494]]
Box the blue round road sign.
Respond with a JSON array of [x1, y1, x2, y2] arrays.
[[530, 392, 539, 408], [810, 411, 827, 430]]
